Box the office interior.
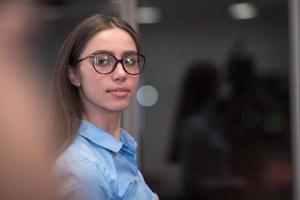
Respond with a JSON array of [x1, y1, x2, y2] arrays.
[[7, 0, 300, 199]]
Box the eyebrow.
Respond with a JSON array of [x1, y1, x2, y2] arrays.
[[92, 50, 138, 56]]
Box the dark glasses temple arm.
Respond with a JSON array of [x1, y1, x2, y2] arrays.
[[73, 55, 91, 65]]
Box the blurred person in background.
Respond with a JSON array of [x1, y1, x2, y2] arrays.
[[168, 61, 231, 200], [0, 1, 56, 200], [51, 14, 159, 200], [222, 43, 292, 200]]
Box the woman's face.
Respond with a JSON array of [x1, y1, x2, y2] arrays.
[[69, 27, 139, 115]]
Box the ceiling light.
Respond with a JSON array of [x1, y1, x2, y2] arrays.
[[137, 6, 162, 24], [228, 3, 258, 20]]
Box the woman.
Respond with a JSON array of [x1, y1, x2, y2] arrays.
[[51, 14, 158, 200]]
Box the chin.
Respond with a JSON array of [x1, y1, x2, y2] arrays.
[[109, 103, 130, 112]]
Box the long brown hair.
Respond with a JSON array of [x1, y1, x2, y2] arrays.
[[50, 14, 140, 153]]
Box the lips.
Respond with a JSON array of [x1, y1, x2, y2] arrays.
[[107, 88, 130, 97]]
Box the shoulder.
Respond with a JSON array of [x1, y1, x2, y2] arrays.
[[55, 135, 113, 176], [55, 135, 105, 183], [55, 160, 113, 200], [56, 135, 96, 163], [54, 136, 114, 199]]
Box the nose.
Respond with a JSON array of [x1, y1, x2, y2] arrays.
[[111, 61, 127, 82]]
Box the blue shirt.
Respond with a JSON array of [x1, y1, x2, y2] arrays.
[[55, 120, 159, 200]]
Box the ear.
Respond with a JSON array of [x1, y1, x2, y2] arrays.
[[68, 67, 81, 87]]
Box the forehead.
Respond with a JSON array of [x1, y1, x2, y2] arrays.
[[82, 27, 137, 56]]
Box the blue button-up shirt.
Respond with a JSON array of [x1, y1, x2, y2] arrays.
[[55, 120, 159, 200]]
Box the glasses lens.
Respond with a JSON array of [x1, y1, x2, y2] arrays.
[[123, 55, 145, 74], [92, 53, 114, 73]]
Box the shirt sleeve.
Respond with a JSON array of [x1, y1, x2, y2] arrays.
[[55, 159, 112, 200]]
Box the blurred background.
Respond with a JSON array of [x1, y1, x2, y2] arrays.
[[136, 1, 292, 200], [1, 0, 296, 199]]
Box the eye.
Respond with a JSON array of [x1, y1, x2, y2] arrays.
[[94, 57, 109, 66], [93, 54, 113, 66], [123, 56, 138, 66]]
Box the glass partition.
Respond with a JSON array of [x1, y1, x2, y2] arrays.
[[137, 0, 292, 199]]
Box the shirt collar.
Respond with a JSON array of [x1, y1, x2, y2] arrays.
[[120, 128, 138, 152], [78, 120, 137, 153]]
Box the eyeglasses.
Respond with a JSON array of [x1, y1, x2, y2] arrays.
[[75, 51, 146, 75]]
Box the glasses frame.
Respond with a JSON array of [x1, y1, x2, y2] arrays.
[[74, 51, 146, 75]]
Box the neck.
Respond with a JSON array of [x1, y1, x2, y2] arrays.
[[82, 111, 122, 139]]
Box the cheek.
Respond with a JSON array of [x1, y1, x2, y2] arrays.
[[83, 77, 104, 93], [130, 76, 139, 92], [78, 73, 103, 94]]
